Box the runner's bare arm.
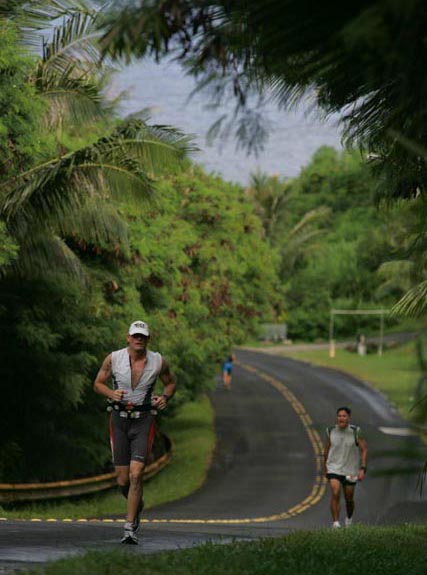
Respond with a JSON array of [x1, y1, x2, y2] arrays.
[[323, 438, 331, 477], [152, 358, 176, 410], [93, 354, 124, 401], [160, 358, 176, 395], [357, 437, 368, 480]]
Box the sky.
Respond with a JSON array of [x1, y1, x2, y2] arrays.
[[112, 59, 343, 186]]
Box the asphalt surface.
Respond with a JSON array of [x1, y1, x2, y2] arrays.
[[1, 349, 426, 572]]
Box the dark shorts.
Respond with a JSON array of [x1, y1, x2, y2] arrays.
[[326, 473, 358, 486], [109, 412, 156, 466]]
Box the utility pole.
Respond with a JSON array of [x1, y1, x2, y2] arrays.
[[379, 313, 384, 356], [329, 311, 335, 358]]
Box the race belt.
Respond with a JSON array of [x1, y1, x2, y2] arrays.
[[107, 400, 157, 418]]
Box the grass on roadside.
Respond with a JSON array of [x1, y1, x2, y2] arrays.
[[0, 395, 215, 520], [28, 525, 427, 575], [281, 341, 420, 420]]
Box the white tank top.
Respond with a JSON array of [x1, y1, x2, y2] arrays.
[[111, 348, 162, 406], [326, 424, 362, 476]]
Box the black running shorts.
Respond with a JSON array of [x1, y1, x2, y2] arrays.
[[109, 412, 156, 466], [326, 473, 358, 486]]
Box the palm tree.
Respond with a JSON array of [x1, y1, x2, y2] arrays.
[[0, 2, 195, 481], [247, 171, 329, 277], [247, 172, 291, 243], [374, 196, 427, 319], [0, 2, 194, 277]]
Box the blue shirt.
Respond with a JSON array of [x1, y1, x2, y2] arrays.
[[222, 360, 233, 374]]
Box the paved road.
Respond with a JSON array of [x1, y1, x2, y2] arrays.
[[1, 349, 426, 572]]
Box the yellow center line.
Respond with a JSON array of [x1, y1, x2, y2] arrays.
[[1, 361, 326, 526]]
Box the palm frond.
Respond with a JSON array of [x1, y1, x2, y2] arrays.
[[1, 150, 150, 227], [279, 207, 329, 275], [34, 61, 106, 127], [377, 260, 414, 281], [41, 9, 101, 72], [60, 200, 129, 255], [0, 220, 19, 269], [287, 207, 330, 239], [417, 461, 427, 496], [280, 228, 325, 273], [1, 119, 193, 226], [376, 260, 414, 299], [8, 204, 130, 281], [247, 172, 295, 240], [107, 120, 196, 176], [30, 9, 111, 127], [8, 0, 95, 47], [387, 130, 427, 161], [284, 227, 325, 250], [392, 280, 427, 317], [9, 233, 85, 281]]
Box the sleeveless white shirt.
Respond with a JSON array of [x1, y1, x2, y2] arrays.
[[326, 425, 362, 476], [111, 348, 162, 406]]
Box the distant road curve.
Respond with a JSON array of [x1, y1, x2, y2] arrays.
[[240, 331, 418, 354], [146, 346, 426, 528]]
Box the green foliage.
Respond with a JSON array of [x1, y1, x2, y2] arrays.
[[0, 6, 193, 282], [290, 147, 374, 214], [0, 272, 116, 481], [0, 23, 48, 178], [33, 9, 108, 130], [0, 6, 214, 482], [274, 147, 395, 340], [0, 220, 19, 267], [378, 197, 427, 318], [100, 0, 427, 328], [0, 8, 279, 482], [104, 166, 281, 406], [0, 162, 279, 482]]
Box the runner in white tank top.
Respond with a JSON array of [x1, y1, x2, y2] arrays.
[[323, 406, 368, 528], [94, 320, 176, 544]]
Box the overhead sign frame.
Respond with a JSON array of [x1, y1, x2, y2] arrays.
[[329, 309, 389, 358]]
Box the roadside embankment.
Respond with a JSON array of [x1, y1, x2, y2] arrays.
[[0, 395, 215, 520], [21, 525, 427, 575]]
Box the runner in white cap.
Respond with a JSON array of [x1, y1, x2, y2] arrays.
[[94, 320, 176, 544]]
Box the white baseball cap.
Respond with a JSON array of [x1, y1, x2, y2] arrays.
[[128, 320, 150, 336]]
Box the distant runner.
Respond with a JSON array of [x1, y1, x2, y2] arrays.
[[222, 354, 235, 390], [324, 406, 368, 528], [94, 320, 176, 544]]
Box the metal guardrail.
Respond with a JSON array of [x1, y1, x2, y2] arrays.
[[0, 433, 172, 504]]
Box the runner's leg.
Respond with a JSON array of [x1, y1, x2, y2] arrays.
[[329, 478, 341, 522], [127, 460, 144, 524], [110, 414, 131, 495], [127, 414, 156, 524], [343, 484, 356, 519], [223, 371, 231, 389], [115, 466, 130, 494]]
